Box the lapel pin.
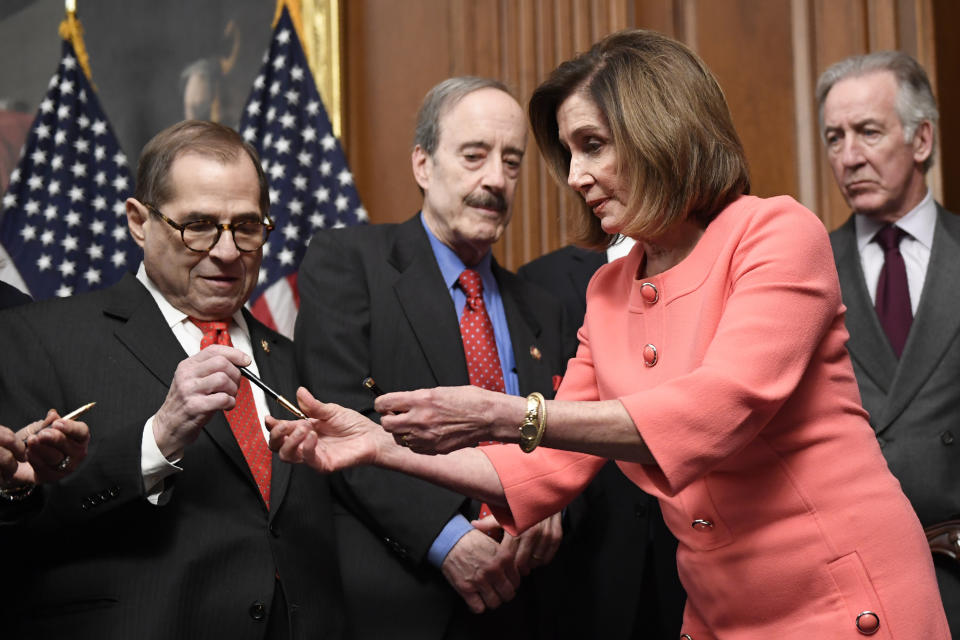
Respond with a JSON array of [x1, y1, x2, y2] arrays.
[[529, 345, 542, 361], [261, 340, 270, 354]]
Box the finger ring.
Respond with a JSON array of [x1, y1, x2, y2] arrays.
[[401, 434, 411, 447], [56, 455, 71, 471]]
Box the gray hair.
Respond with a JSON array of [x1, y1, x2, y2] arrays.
[[412, 76, 514, 155], [816, 50, 938, 172]]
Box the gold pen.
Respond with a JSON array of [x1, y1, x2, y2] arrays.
[[239, 366, 308, 420], [23, 401, 96, 441]]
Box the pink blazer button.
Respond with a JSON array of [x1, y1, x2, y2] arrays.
[[639, 282, 659, 303], [855, 611, 879, 635], [643, 344, 658, 366]]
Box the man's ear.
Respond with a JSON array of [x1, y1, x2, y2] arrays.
[[912, 120, 934, 165], [411, 145, 432, 192], [126, 198, 148, 249]]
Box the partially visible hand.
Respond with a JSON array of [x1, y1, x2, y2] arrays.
[[153, 345, 249, 459], [510, 511, 562, 576], [266, 387, 388, 473], [1, 409, 91, 487], [377, 386, 524, 455], [441, 528, 522, 614]]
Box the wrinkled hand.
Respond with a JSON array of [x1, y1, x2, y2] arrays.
[[441, 528, 522, 614], [1, 409, 91, 487], [509, 511, 562, 576], [377, 386, 520, 455], [153, 345, 249, 459], [472, 511, 562, 576], [267, 387, 388, 473]]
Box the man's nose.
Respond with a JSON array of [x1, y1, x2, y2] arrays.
[[208, 227, 241, 261]]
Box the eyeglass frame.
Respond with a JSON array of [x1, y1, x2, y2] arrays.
[[143, 202, 274, 253]]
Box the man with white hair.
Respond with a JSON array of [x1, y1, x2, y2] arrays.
[[819, 50, 960, 634]]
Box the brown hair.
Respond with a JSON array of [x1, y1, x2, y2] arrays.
[[134, 120, 270, 218], [529, 30, 750, 248]]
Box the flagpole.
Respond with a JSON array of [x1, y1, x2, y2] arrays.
[[59, 0, 93, 84]]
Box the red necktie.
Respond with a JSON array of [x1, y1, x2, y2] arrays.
[[458, 269, 504, 519], [873, 225, 912, 358], [191, 319, 272, 508]]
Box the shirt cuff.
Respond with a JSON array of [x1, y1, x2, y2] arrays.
[[141, 416, 182, 505], [427, 514, 474, 568]]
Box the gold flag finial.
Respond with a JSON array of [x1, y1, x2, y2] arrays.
[[273, 0, 308, 48], [58, 0, 94, 83]]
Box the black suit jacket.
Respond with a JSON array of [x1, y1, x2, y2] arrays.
[[830, 205, 960, 636], [295, 215, 570, 639], [0, 280, 31, 310], [0, 273, 345, 640], [517, 245, 685, 640]]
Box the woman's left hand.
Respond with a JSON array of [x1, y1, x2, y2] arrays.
[[375, 386, 524, 455]]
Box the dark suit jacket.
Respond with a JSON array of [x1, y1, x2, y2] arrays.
[[295, 215, 570, 639], [518, 245, 685, 640], [0, 280, 31, 310], [831, 205, 960, 636], [0, 273, 345, 640]]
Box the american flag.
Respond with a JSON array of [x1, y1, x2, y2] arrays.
[[240, 6, 366, 338], [0, 39, 139, 299]]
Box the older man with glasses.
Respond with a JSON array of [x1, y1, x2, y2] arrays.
[[0, 120, 346, 640]]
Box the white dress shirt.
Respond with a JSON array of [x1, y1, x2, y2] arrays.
[[135, 264, 270, 501], [854, 190, 936, 315]]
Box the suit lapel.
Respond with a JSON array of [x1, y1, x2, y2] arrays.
[[107, 274, 187, 390], [878, 206, 960, 430], [567, 248, 605, 319], [246, 311, 296, 518], [497, 263, 554, 397], [389, 216, 470, 386], [832, 218, 898, 395]]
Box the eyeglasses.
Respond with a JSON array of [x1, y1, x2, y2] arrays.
[[145, 203, 274, 253]]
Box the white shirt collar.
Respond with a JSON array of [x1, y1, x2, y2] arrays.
[[854, 189, 936, 252]]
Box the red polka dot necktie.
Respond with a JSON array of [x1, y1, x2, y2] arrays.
[[457, 269, 504, 519], [191, 319, 272, 508], [873, 225, 913, 358]]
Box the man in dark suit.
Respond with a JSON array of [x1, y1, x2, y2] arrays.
[[0, 121, 344, 639], [818, 51, 960, 634], [295, 77, 569, 639], [517, 243, 685, 640]]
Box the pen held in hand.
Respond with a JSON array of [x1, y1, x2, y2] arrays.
[[239, 366, 308, 420], [24, 401, 96, 441]]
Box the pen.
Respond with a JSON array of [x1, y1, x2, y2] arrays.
[[23, 401, 96, 441], [239, 366, 308, 420], [362, 376, 385, 397]]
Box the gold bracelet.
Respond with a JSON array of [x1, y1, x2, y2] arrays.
[[518, 392, 546, 453]]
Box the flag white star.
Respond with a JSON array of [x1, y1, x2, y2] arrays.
[[20, 225, 36, 241], [83, 267, 101, 284], [36, 254, 52, 270]]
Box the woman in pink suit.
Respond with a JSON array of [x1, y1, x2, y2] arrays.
[[271, 30, 949, 639]]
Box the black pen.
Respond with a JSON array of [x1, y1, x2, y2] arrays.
[[362, 376, 385, 397], [239, 366, 308, 419]]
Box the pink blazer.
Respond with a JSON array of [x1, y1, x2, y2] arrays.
[[485, 196, 949, 639]]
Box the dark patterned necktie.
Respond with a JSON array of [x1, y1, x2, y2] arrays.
[[873, 225, 912, 358], [190, 319, 272, 507], [457, 269, 504, 519]]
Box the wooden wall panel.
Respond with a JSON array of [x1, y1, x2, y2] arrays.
[[342, 0, 945, 268]]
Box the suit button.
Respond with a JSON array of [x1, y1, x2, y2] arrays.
[[941, 431, 954, 445], [691, 519, 714, 531], [249, 601, 266, 621], [109, 486, 120, 497], [269, 523, 278, 537], [643, 344, 658, 367], [640, 282, 659, 304], [856, 611, 879, 635]]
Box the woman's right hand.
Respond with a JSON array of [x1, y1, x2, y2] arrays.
[[266, 387, 390, 473]]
